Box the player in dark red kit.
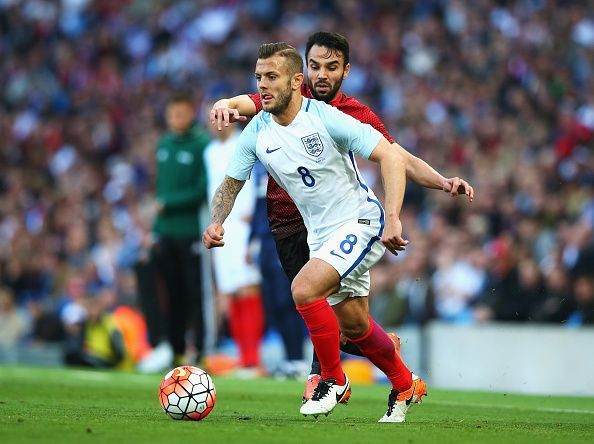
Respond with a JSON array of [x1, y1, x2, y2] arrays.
[[210, 32, 473, 418]]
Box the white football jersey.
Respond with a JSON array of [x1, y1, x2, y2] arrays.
[[227, 97, 384, 247], [204, 130, 255, 223], [204, 131, 260, 293]]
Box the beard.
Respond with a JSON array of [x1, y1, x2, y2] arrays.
[[262, 81, 293, 115], [309, 78, 343, 102]]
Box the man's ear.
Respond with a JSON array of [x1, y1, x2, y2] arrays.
[[292, 73, 304, 91], [343, 63, 351, 80]]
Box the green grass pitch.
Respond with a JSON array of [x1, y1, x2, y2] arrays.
[[1, 366, 593, 444]]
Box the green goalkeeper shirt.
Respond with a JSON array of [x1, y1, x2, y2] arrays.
[[153, 124, 210, 238]]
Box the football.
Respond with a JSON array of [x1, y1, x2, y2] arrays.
[[158, 366, 216, 420]]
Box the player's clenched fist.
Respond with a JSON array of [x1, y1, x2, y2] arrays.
[[381, 217, 409, 256], [202, 223, 225, 249]]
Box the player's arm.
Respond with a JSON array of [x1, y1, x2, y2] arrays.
[[210, 94, 259, 130], [202, 176, 246, 249], [369, 139, 409, 256], [395, 144, 474, 202], [357, 105, 473, 201]]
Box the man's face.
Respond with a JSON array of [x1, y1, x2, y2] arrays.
[[166, 102, 194, 134], [307, 44, 350, 102], [255, 56, 294, 115]]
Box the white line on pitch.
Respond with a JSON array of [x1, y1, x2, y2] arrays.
[[430, 400, 594, 415]]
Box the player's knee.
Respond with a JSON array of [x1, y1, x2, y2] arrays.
[[339, 317, 369, 340], [291, 280, 310, 306], [291, 279, 322, 306]]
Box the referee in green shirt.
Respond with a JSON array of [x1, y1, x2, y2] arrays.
[[152, 92, 210, 366]]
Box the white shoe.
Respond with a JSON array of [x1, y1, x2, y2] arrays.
[[378, 374, 427, 423], [299, 374, 350, 417], [136, 342, 173, 373]]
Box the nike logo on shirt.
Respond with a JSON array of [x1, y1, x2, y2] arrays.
[[266, 146, 282, 154]]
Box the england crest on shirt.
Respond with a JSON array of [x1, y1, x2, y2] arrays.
[[301, 133, 324, 157]]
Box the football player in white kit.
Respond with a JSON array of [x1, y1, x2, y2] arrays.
[[204, 123, 264, 373], [203, 43, 421, 421], [204, 124, 260, 296]]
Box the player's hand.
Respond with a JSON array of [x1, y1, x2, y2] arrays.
[[443, 176, 474, 202], [202, 223, 225, 249], [210, 100, 248, 131], [381, 217, 409, 256]]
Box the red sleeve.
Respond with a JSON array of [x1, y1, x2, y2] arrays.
[[366, 111, 394, 144], [248, 93, 263, 113], [337, 99, 395, 144]]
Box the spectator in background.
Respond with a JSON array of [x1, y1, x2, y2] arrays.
[[431, 232, 486, 323], [568, 275, 594, 326], [0, 287, 29, 362], [0, 0, 594, 345], [28, 300, 65, 343], [64, 296, 127, 369], [137, 92, 210, 372], [57, 270, 88, 328], [394, 238, 435, 325], [515, 259, 546, 321], [531, 265, 574, 323], [204, 122, 264, 375]]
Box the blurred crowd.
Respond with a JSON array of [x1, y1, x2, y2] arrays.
[[1, 0, 594, 366]]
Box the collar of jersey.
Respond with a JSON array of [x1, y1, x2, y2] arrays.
[[267, 97, 307, 128]]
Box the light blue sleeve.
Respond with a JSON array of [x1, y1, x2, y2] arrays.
[[226, 119, 259, 180], [312, 100, 383, 159]]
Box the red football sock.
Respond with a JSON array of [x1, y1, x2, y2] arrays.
[[350, 317, 412, 392], [238, 294, 264, 367], [228, 298, 248, 366], [296, 299, 344, 385]]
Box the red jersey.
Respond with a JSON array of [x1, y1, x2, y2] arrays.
[[249, 84, 394, 240]]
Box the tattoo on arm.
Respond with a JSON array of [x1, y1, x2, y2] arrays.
[[210, 176, 245, 224]]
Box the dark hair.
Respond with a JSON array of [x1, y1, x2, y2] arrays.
[[305, 32, 350, 66], [257, 42, 304, 77], [167, 90, 193, 106]]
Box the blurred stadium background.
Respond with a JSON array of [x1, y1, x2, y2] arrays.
[[1, 0, 593, 395]]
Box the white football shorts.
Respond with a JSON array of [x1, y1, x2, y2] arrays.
[[212, 220, 261, 294], [310, 217, 386, 306]]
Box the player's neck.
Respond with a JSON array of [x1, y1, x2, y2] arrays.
[[272, 95, 303, 126]]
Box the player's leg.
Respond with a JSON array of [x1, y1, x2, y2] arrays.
[[292, 259, 350, 416], [157, 237, 186, 365], [261, 244, 306, 370], [275, 230, 310, 282], [298, 218, 383, 417], [263, 233, 306, 368], [180, 238, 204, 363], [274, 229, 362, 401], [335, 298, 399, 356], [273, 231, 323, 395], [213, 223, 264, 371], [231, 285, 265, 372], [333, 296, 412, 389], [332, 286, 426, 423], [313, 218, 426, 421], [135, 249, 167, 348]]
